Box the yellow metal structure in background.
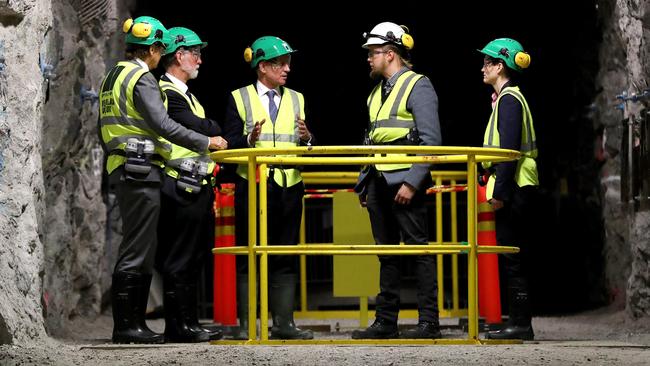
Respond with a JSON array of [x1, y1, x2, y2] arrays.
[[210, 146, 521, 345], [295, 171, 468, 325]]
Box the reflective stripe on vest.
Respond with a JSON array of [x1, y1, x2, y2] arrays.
[[232, 84, 305, 187], [367, 70, 423, 171], [482, 86, 539, 199], [99, 61, 171, 173], [159, 79, 215, 183]]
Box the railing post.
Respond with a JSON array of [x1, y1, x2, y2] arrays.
[[247, 156, 258, 340], [259, 163, 269, 341], [435, 176, 444, 313], [300, 198, 308, 312], [466, 155, 479, 340], [451, 179, 459, 312]]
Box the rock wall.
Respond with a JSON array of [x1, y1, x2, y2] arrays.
[[40, 0, 127, 335], [595, 0, 650, 316], [0, 0, 128, 344], [0, 0, 51, 344]]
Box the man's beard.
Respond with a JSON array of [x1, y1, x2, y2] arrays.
[[369, 68, 382, 80], [182, 65, 199, 79]]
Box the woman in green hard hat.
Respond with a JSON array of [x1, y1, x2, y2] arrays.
[[99, 16, 225, 344], [478, 37, 538, 341]]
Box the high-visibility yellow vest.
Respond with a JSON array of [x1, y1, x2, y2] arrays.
[[367, 70, 423, 171], [99, 61, 171, 174], [482, 85, 538, 199], [232, 84, 305, 187], [159, 79, 215, 184]]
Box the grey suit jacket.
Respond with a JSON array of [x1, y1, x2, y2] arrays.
[[133, 66, 209, 153], [357, 68, 442, 192]]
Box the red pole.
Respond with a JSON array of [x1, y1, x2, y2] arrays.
[[477, 184, 502, 324], [213, 183, 237, 325]]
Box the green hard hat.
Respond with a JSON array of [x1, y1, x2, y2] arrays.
[[244, 36, 296, 68], [123, 16, 169, 48], [164, 27, 208, 55], [478, 38, 531, 72]]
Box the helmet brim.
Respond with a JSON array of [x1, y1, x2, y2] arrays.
[[362, 37, 388, 49]]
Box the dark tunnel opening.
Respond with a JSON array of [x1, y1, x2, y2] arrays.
[[131, 1, 605, 316]]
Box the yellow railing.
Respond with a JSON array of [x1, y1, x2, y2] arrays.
[[210, 146, 520, 345], [296, 171, 468, 324]]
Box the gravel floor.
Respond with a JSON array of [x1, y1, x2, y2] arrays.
[[1, 307, 649, 365]]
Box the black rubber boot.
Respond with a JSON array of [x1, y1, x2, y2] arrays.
[[399, 320, 442, 339], [163, 274, 222, 342], [112, 272, 164, 344], [270, 274, 313, 340], [179, 274, 223, 341], [351, 318, 399, 339], [231, 275, 250, 340], [486, 277, 534, 340]]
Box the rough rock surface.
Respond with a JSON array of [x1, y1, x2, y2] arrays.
[[0, 0, 127, 344], [595, 0, 650, 316], [0, 0, 51, 345]]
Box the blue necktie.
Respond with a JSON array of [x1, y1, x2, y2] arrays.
[[267, 90, 278, 122]]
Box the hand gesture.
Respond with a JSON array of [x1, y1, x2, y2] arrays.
[[209, 136, 228, 150], [296, 115, 311, 143], [248, 118, 266, 146]]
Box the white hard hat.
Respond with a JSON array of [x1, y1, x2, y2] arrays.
[[362, 22, 414, 50]]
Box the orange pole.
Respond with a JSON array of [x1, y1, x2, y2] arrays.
[[477, 184, 502, 324], [213, 183, 237, 325]]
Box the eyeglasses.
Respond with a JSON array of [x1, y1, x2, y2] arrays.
[[181, 48, 201, 60], [268, 60, 290, 69], [368, 49, 389, 58]]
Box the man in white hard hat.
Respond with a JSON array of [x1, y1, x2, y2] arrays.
[[353, 21, 442, 340]]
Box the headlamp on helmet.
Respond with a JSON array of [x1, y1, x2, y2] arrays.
[[362, 22, 414, 50]]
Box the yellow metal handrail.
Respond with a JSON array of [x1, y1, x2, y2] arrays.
[[297, 170, 468, 322], [210, 146, 520, 345]]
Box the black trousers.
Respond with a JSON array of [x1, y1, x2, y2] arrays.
[[495, 185, 537, 284], [234, 176, 304, 277], [156, 181, 215, 277], [366, 173, 438, 323], [113, 179, 161, 274]]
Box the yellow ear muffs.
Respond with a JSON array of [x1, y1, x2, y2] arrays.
[[399, 25, 414, 50], [515, 51, 531, 69], [131, 22, 152, 38], [122, 18, 134, 34], [243, 47, 253, 63], [401, 33, 414, 50]]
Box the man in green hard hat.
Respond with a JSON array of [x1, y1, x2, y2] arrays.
[[478, 37, 538, 340], [156, 26, 225, 342], [222, 35, 314, 340], [99, 16, 226, 344]]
